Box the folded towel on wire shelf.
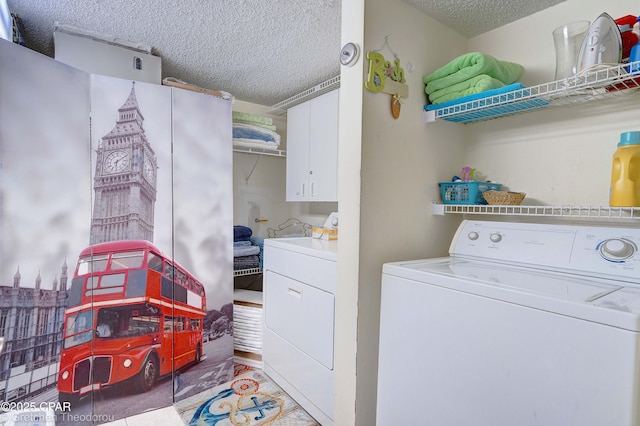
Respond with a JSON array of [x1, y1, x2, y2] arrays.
[[250, 236, 265, 269], [232, 138, 280, 151], [423, 52, 523, 105], [232, 123, 280, 145], [427, 74, 507, 104], [234, 255, 260, 270], [249, 236, 264, 248], [234, 225, 253, 242], [234, 245, 261, 258], [232, 111, 277, 131]]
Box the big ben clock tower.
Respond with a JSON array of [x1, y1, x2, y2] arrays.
[[91, 82, 157, 244]]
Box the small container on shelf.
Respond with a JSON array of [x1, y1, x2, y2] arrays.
[[312, 227, 338, 240], [483, 190, 526, 205], [439, 181, 502, 205], [610, 131, 640, 207]]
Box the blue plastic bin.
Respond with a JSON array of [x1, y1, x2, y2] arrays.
[[439, 181, 502, 205]]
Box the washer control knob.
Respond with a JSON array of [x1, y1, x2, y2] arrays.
[[600, 238, 636, 261], [490, 233, 502, 243], [468, 231, 479, 241]]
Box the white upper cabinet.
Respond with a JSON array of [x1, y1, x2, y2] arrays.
[[286, 89, 339, 202]]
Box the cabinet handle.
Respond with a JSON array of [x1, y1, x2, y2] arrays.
[[311, 181, 315, 197], [301, 183, 306, 197], [288, 287, 302, 299]]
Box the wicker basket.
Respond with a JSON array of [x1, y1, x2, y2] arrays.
[[482, 190, 526, 205]]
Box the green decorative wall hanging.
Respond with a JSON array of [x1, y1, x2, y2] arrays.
[[364, 36, 408, 119]]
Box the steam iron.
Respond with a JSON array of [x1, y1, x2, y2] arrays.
[[577, 12, 622, 73]]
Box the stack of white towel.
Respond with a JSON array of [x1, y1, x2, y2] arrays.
[[232, 111, 281, 151]]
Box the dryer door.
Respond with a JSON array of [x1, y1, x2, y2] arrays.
[[264, 271, 334, 369]]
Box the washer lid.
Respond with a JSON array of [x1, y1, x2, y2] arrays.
[[384, 258, 621, 303], [593, 287, 640, 313], [382, 258, 640, 331]]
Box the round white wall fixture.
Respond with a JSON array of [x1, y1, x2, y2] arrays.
[[340, 42, 360, 66]]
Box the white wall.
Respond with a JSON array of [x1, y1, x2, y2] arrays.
[[336, 0, 468, 423], [466, 0, 637, 206], [334, 0, 364, 422], [334, 0, 364, 423]]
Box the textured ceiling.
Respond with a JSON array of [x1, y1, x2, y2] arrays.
[[406, 0, 566, 38], [7, 0, 564, 106], [7, 0, 342, 106]]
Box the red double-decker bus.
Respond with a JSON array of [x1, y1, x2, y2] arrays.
[[57, 240, 206, 404]]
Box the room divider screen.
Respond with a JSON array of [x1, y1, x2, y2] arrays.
[[0, 38, 233, 424]]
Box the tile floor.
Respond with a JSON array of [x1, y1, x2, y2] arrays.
[[103, 364, 319, 426], [102, 406, 184, 425]]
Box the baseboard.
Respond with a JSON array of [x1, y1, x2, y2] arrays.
[[234, 350, 262, 369]]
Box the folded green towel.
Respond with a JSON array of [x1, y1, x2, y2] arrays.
[[232, 111, 276, 131], [428, 74, 505, 105], [423, 52, 523, 95]]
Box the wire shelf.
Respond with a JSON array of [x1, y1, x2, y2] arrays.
[[432, 203, 640, 220], [423, 62, 640, 124], [267, 75, 341, 116], [232, 145, 286, 157], [233, 267, 262, 277]]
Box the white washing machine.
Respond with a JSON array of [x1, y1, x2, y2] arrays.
[[377, 220, 640, 426]]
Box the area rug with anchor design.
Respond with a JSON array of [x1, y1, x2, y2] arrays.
[[175, 364, 320, 425]]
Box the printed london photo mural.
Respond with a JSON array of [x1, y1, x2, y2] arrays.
[[0, 40, 92, 423], [0, 40, 233, 425]]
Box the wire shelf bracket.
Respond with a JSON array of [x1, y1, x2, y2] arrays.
[[267, 75, 341, 115]]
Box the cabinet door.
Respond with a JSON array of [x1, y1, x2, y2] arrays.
[[286, 100, 311, 201], [308, 89, 339, 201]]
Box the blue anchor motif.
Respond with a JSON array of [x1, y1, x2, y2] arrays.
[[189, 388, 280, 425]]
